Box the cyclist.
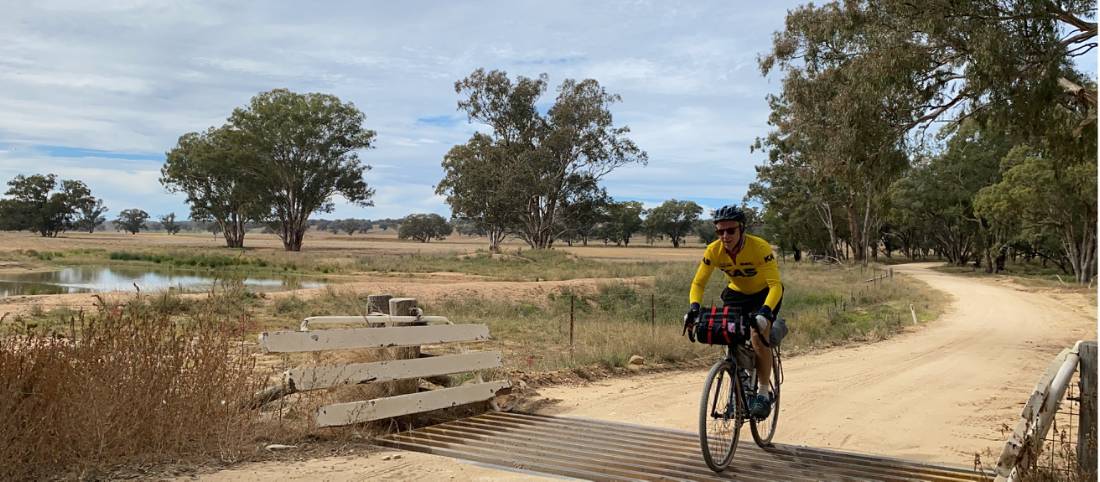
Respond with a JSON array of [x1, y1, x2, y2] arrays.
[[685, 205, 783, 420]]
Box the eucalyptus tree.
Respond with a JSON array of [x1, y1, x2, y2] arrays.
[[974, 114, 1097, 283], [437, 133, 522, 252], [759, 2, 957, 262], [398, 214, 453, 243], [694, 221, 718, 245], [162, 126, 265, 248], [115, 209, 149, 235], [644, 200, 703, 248], [75, 199, 109, 233], [603, 200, 645, 246], [0, 174, 97, 237], [748, 131, 847, 260], [442, 69, 646, 250], [887, 121, 1013, 265], [159, 213, 181, 235], [554, 175, 609, 247], [230, 89, 376, 251], [877, 0, 1096, 134]]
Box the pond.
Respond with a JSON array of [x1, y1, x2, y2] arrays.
[[0, 265, 325, 297]]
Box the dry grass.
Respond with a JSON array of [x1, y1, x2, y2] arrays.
[[0, 294, 266, 480], [362, 261, 945, 373]]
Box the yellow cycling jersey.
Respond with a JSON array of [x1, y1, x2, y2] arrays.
[[689, 234, 783, 309]]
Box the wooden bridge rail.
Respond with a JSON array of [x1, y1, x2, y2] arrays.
[[257, 296, 509, 428]]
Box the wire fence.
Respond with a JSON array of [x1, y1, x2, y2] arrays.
[[1031, 369, 1086, 479], [1001, 341, 1097, 482], [1027, 341, 1097, 482]]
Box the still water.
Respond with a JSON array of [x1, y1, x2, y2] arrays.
[[0, 265, 325, 297]]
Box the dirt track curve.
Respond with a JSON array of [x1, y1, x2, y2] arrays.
[[537, 262, 1097, 466]]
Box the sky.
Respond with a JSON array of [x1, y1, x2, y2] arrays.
[[1, 1, 1096, 221]]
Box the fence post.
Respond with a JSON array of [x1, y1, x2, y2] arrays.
[[388, 297, 423, 394], [1079, 341, 1097, 474], [650, 293, 655, 337], [569, 295, 575, 359]]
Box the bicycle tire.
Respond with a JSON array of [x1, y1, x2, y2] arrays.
[[698, 359, 745, 472], [749, 350, 781, 447]]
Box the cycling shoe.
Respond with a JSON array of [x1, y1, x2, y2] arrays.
[[749, 392, 773, 420]]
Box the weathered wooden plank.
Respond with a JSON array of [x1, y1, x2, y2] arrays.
[[287, 351, 502, 391], [314, 380, 510, 427], [298, 315, 451, 331], [390, 298, 419, 318], [259, 324, 490, 353], [367, 294, 392, 314], [1079, 341, 1097, 474]]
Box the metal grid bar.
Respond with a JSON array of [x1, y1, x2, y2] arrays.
[[378, 412, 993, 482]]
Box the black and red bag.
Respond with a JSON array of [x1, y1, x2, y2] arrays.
[[691, 305, 752, 345]]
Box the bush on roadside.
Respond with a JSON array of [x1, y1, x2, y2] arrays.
[[0, 296, 264, 480]]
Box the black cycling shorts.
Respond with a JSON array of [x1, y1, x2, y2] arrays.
[[720, 284, 783, 316]]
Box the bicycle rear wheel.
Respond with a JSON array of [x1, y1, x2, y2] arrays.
[[749, 350, 781, 447], [698, 359, 745, 473]]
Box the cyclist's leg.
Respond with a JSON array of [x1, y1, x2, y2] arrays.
[[721, 288, 770, 391], [750, 292, 781, 396], [723, 288, 775, 418]]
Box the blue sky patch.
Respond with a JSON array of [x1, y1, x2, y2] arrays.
[[35, 145, 163, 161], [515, 55, 587, 66], [415, 115, 462, 127]]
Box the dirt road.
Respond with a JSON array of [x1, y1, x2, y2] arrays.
[[536, 262, 1096, 466]]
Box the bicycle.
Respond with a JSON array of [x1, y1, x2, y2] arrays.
[[694, 311, 784, 473]]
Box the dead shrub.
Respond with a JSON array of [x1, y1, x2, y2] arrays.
[[0, 296, 264, 480]]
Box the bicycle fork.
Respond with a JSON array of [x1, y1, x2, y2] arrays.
[[710, 365, 752, 420]]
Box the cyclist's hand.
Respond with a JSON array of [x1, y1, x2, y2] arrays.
[[683, 303, 701, 341], [753, 305, 774, 333]]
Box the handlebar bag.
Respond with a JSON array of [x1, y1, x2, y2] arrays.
[[693, 305, 751, 345]]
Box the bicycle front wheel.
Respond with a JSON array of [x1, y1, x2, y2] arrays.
[[750, 350, 781, 447], [698, 359, 745, 473]]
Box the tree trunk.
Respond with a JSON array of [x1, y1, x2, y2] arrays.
[[1065, 219, 1097, 284], [281, 219, 306, 251], [845, 201, 864, 263], [814, 201, 839, 260], [488, 229, 505, 253]]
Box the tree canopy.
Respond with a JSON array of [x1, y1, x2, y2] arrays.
[[644, 200, 703, 248], [398, 213, 453, 243], [115, 209, 149, 235], [749, 0, 1096, 282], [229, 89, 376, 251], [439, 69, 646, 250], [162, 126, 265, 248], [0, 174, 99, 237]]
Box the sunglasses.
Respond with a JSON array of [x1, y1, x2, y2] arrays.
[[715, 227, 741, 236]]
